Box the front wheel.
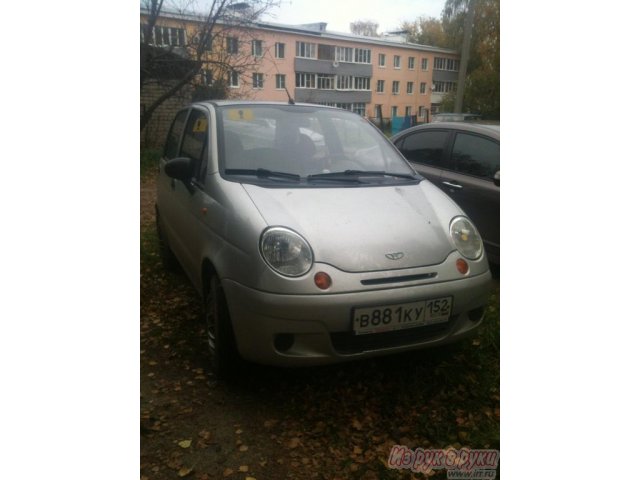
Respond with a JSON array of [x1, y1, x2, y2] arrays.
[[204, 275, 241, 378]]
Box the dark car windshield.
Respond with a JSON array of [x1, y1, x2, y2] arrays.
[[217, 105, 416, 186]]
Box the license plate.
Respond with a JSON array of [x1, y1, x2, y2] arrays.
[[352, 296, 453, 335]]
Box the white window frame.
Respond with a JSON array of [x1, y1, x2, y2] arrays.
[[393, 55, 401, 69], [275, 42, 285, 59], [353, 77, 370, 91], [295, 72, 316, 88], [296, 41, 316, 59], [275, 74, 286, 90], [376, 79, 384, 93], [407, 81, 414, 94], [251, 39, 263, 57], [335, 46, 353, 62], [408, 57, 415, 70], [228, 70, 239, 88], [252, 72, 264, 89], [391, 106, 398, 117], [317, 74, 335, 90], [354, 48, 371, 64], [392, 80, 399, 95], [421, 58, 428, 71], [420, 82, 427, 95], [336, 75, 352, 90], [378, 53, 386, 67]]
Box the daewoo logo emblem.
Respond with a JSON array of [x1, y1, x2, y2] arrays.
[[385, 252, 405, 260]]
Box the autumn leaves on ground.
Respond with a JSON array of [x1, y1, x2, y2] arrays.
[[140, 158, 499, 480]]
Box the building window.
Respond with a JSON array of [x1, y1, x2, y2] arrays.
[[296, 41, 316, 58], [275, 74, 286, 89], [392, 81, 399, 95], [226, 37, 238, 54], [201, 69, 213, 86], [152, 26, 185, 46], [391, 106, 398, 117], [252, 73, 264, 89], [407, 82, 414, 94], [376, 80, 385, 93], [393, 55, 401, 69], [433, 81, 457, 93], [378, 53, 386, 67], [252, 40, 263, 57], [354, 48, 371, 64], [317, 74, 335, 90], [420, 82, 427, 95], [405, 106, 412, 116], [418, 106, 427, 119], [408, 57, 415, 70], [335, 46, 353, 62], [431, 103, 441, 114], [295, 72, 316, 88], [352, 103, 366, 116], [353, 77, 370, 90], [228, 70, 239, 88], [336, 75, 352, 90], [275, 42, 285, 58], [421, 58, 428, 71], [434, 57, 460, 71]]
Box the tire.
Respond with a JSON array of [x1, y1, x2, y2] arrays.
[[204, 274, 241, 379], [155, 206, 179, 271]]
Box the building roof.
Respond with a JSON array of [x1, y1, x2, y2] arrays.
[[140, 7, 459, 55]]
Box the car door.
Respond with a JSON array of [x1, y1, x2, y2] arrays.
[[395, 128, 450, 186], [158, 108, 189, 257], [439, 131, 500, 262], [159, 107, 212, 284]]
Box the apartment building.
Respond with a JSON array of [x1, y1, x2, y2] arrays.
[[141, 8, 460, 126]]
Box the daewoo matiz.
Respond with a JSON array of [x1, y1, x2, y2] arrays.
[[155, 101, 492, 375]]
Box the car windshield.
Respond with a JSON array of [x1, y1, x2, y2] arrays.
[[218, 104, 416, 185]]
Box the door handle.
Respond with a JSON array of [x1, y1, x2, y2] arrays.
[[442, 181, 462, 190]]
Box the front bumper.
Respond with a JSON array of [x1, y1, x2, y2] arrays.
[[222, 267, 493, 366]]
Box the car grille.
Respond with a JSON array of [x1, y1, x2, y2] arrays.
[[330, 316, 456, 355]]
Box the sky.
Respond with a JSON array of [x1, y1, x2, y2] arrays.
[[264, 0, 446, 34]]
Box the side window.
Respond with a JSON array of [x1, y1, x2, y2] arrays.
[[164, 110, 188, 159], [398, 130, 448, 167], [451, 133, 499, 178], [179, 109, 209, 181]]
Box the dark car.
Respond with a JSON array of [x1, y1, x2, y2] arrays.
[[391, 122, 500, 265]]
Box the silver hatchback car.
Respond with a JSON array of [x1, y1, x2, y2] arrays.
[[155, 101, 492, 374]]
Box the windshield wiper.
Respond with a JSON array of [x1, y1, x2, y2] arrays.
[[308, 170, 417, 180], [225, 168, 301, 181]]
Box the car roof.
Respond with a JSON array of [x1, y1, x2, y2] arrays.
[[391, 122, 500, 141], [194, 100, 339, 110]]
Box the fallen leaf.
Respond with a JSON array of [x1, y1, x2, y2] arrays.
[[238, 466, 249, 473], [178, 440, 192, 449], [235, 429, 243, 435], [178, 466, 193, 477], [223, 468, 234, 477], [239, 445, 249, 452], [287, 437, 301, 449]]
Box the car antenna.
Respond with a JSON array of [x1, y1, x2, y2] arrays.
[[284, 85, 295, 105]]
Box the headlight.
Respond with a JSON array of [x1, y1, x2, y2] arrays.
[[260, 227, 313, 277], [449, 216, 483, 260]]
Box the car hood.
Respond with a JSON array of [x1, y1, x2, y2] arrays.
[[242, 182, 457, 272]]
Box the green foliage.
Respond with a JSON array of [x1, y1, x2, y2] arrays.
[[404, 0, 500, 120]]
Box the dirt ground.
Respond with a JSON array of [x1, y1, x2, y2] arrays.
[[140, 172, 499, 480]]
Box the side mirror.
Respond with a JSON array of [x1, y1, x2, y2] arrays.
[[165, 157, 193, 182], [493, 170, 500, 187]]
